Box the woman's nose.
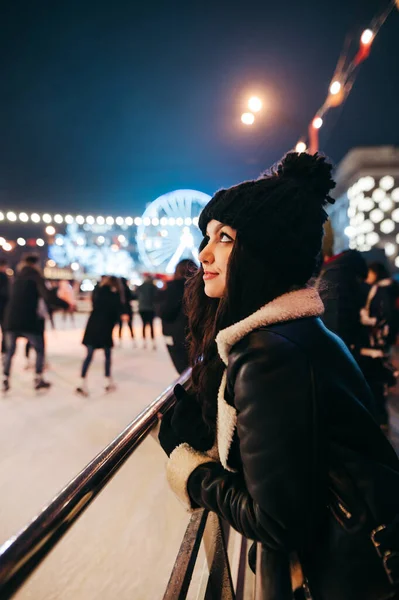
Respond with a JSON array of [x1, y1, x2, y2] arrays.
[[199, 243, 214, 265]]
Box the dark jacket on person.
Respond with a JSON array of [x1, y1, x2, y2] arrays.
[[157, 278, 189, 373], [137, 280, 157, 313], [0, 271, 10, 321], [359, 278, 397, 357], [82, 285, 121, 348], [317, 250, 368, 351], [119, 282, 133, 317], [165, 289, 399, 600], [4, 266, 65, 335]]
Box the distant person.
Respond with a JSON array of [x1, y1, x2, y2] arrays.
[[0, 259, 10, 355], [137, 275, 157, 349], [76, 276, 122, 397], [157, 259, 196, 373], [118, 277, 136, 346], [317, 248, 368, 353], [58, 280, 76, 325], [3, 254, 69, 392], [358, 262, 398, 429]]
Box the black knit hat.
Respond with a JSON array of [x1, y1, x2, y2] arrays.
[[199, 152, 336, 286]]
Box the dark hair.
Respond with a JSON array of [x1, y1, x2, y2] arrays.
[[368, 262, 390, 282], [175, 259, 197, 280], [185, 152, 335, 429], [24, 253, 40, 266]]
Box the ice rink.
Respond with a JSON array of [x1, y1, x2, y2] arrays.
[[0, 314, 190, 600]]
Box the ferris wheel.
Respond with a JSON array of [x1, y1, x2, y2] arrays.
[[136, 189, 211, 273]]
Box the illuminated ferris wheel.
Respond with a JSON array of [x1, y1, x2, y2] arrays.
[[136, 189, 211, 273]]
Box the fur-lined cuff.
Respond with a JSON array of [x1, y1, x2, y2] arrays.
[[166, 443, 216, 511]]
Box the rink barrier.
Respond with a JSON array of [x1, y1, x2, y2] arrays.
[[0, 369, 190, 599], [0, 366, 252, 599]]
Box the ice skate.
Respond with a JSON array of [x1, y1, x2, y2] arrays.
[[34, 377, 51, 391], [105, 377, 116, 393], [76, 378, 89, 397], [2, 377, 10, 392]]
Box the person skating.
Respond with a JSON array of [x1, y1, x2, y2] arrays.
[[2, 254, 68, 391], [137, 275, 157, 349], [159, 153, 399, 599], [0, 259, 10, 355], [118, 277, 136, 346], [157, 259, 196, 374], [76, 276, 122, 397]]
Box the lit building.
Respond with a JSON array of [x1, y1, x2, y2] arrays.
[[329, 146, 399, 269]]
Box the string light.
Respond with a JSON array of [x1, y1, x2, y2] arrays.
[[361, 29, 374, 45], [42, 214, 52, 223], [19, 213, 29, 222], [312, 117, 323, 129], [7, 212, 17, 221], [295, 141, 307, 154], [36, 238, 45, 247], [17, 237, 26, 246], [45, 226, 56, 235], [330, 81, 341, 95]]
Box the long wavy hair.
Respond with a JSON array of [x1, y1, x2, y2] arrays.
[[185, 153, 335, 430], [184, 235, 294, 430]]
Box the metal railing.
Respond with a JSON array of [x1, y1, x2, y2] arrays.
[[0, 368, 252, 599]]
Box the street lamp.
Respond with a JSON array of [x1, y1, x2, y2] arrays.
[[241, 112, 255, 125], [248, 96, 262, 112]]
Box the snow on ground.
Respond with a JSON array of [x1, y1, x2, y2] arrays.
[[0, 313, 190, 600]]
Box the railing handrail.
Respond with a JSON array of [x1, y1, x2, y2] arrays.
[[0, 369, 191, 600]]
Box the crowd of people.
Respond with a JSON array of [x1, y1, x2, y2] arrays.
[[0, 253, 195, 394], [318, 249, 399, 431]]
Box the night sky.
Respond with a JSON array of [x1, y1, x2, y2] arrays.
[[1, 0, 398, 216]]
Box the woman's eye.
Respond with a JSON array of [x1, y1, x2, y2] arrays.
[[220, 232, 233, 243]]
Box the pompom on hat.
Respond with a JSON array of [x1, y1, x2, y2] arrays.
[[198, 152, 336, 286]]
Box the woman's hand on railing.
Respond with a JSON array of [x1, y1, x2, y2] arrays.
[[158, 385, 214, 456]]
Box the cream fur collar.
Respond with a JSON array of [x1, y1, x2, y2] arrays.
[[216, 287, 324, 366], [216, 287, 324, 471]]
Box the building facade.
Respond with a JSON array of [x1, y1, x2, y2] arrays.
[[329, 146, 399, 269]]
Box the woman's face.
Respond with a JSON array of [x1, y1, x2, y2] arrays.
[[199, 219, 236, 298], [366, 269, 377, 285]]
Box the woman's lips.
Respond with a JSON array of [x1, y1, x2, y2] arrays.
[[203, 272, 218, 281]]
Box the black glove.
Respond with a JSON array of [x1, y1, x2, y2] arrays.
[[158, 405, 183, 457], [158, 385, 214, 456], [171, 385, 214, 451]]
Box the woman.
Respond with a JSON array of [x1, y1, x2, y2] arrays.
[[157, 259, 196, 374], [159, 153, 399, 599], [76, 276, 121, 396]]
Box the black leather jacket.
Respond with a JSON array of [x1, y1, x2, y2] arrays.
[[184, 318, 399, 597]]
